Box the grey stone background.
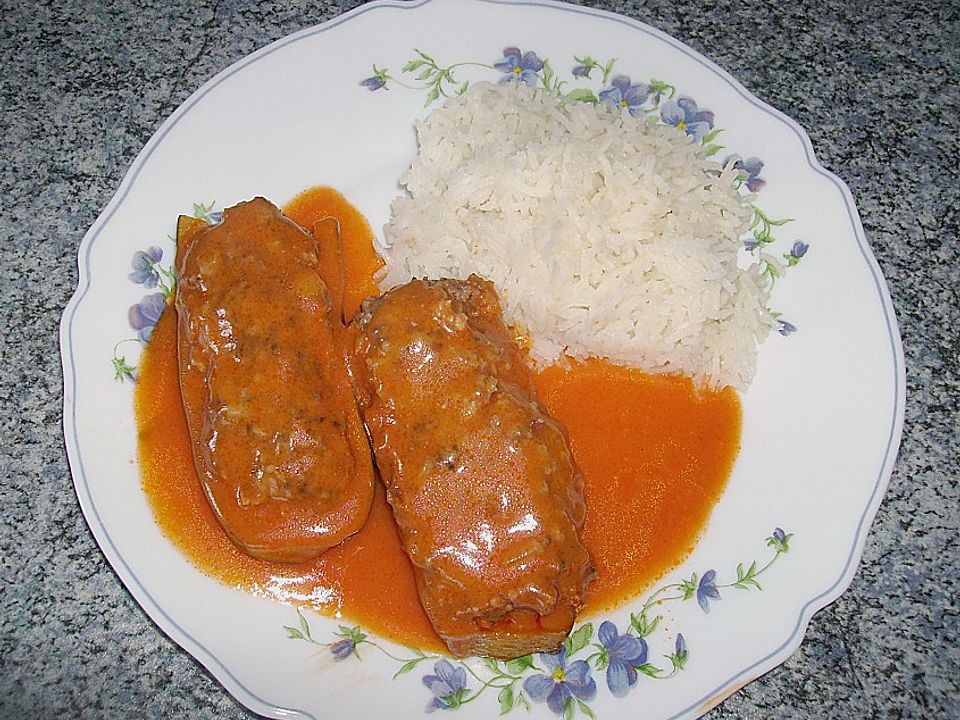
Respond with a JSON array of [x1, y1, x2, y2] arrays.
[[1, 0, 957, 717]]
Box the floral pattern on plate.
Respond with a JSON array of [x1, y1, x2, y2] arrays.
[[111, 48, 809, 380], [106, 43, 805, 720], [361, 45, 808, 324], [110, 202, 219, 381], [285, 529, 794, 718]]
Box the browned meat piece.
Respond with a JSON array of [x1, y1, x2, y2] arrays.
[[351, 275, 594, 658], [175, 197, 374, 563]]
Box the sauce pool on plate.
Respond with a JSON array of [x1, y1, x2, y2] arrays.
[[134, 186, 741, 651]]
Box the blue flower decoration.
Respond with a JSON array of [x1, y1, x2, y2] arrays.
[[777, 319, 798, 336], [523, 647, 596, 715], [743, 238, 760, 251], [784, 241, 809, 267], [726, 155, 766, 192], [572, 63, 591, 78], [696, 569, 720, 613], [129, 246, 163, 287], [128, 293, 166, 343], [768, 526, 794, 551], [597, 621, 647, 697], [661, 97, 715, 142], [494, 46, 544, 86], [329, 637, 355, 661], [423, 659, 469, 712], [598, 74, 650, 117], [360, 75, 385, 91], [674, 633, 687, 662]]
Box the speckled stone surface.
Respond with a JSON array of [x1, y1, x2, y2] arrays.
[[1, 0, 957, 717]]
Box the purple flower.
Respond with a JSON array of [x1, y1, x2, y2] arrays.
[[423, 659, 468, 712], [784, 241, 808, 267], [661, 97, 715, 142], [726, 155, 766, 192], [329, 637, 355, 661], [597, 621, 647, 697], [777, 319, 797, 336], [523, 647, 596, 715], [667, 632, 689, 671], [743, 238, 760, 252], [494, 46, 544, 86], [360, 75, 385, 91], [572, 63, 591, 78], [128, 292, 166, 343], [129, 246, 163, 287], [599, 75, 650, 117], [696, 570, 720, 613], [768, 526, 794, 551]]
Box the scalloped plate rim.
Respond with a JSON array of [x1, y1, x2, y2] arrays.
[[59, 1, 905, 718]]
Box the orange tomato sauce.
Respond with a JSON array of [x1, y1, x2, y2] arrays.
[[135, 186, 740, 652], [534, 361, 740, 611]]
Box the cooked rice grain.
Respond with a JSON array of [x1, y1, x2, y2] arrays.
[[381, 82, 774, 389]]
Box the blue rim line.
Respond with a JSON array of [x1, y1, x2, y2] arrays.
[[60, 1, 905, 718]]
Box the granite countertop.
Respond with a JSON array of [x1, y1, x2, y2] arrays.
[[1, 0, 957, 717]]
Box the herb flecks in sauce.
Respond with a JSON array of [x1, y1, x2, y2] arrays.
[[134, 187, 740, 650]]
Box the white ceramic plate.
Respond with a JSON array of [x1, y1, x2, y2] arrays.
[[60, 1, 904, 718]]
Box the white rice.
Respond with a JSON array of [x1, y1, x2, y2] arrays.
[[381, 82, 774, 389]]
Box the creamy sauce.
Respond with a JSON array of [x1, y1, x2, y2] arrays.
[[134, 186, 740, 651], [534, 360, 740, 612]]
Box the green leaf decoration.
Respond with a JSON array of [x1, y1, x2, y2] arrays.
[[636, 662, 662, 677], [592, 648, 609, 671], [283, 626, 305, 641], [504, 654, 535, 675], [577, 699, 597, 720], [393, 659, 422, 679], [111, 355, 136, 382], [668, 650, 688, 671], [498, 683, 515, 715], [192, 200, 217, 222], [602, 58, 617, 84], [481, 656, 501, 673], [299, 609, 312, 641], [731, 560, 762, 590], [630, 611, 660, 638], [416, 49, 435, 63], [767, 531, 795, 553], [335, 624, 367, 645], [563, 697, 575, 720], [566, 88, 599, 104], [564, 623, 594, 656], [649, 78, 676, 99], [701, 127, 723, 144]]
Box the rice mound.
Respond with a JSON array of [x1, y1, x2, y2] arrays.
[[381, 82, 774, 389]]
